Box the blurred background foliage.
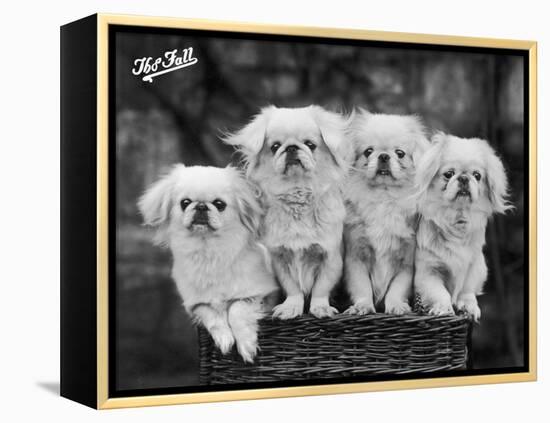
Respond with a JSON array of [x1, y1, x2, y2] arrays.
[[115, 31, 525, 391]]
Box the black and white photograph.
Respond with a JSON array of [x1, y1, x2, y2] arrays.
[[3, 0, 550, 418], [109, 23, 531, 397], [4, 0, 548, 418]]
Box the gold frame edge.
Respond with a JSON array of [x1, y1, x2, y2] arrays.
[[95, 13, 538, 410], [97, 14, 110, 409]]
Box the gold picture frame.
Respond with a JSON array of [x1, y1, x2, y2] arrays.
[[61, 13, 537, 409]]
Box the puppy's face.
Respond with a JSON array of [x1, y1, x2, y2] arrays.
[[432, 141, 486, 205], [223, 105, 350, 188], [171, 170, 238, 234], [138, 165, 261, 244], [260, 111, 328, 178], [417, 134, 511, 215], [349, 111, 429, 188]]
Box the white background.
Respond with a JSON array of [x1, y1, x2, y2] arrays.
[[0, 0, 546, 421]]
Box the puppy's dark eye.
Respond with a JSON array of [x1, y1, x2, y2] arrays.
[[473, 171, 482, 181], [271, 142, 281, 154], [212, 199, 226, 211], [443, 170, 455, 179], [364, 147, 374, 158], [304, 140, 316, 151], [395, 149, 405, 158], [180, 198, 192, 211]]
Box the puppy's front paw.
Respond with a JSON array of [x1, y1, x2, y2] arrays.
[[272, 296, 304, 320], [457, 295, 481, 322], [236, 336, 258, 363], [344, 299, 376, 315], [310, 304, 339, 318], [309, 296, 338, 318], [384, 299, 412, 315], [428, 302, 455, 316], [209, 327, 235, 354]]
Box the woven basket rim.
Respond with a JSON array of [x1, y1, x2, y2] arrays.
[[256, 312, 472, 324]]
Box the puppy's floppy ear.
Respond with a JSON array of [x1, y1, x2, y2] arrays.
[[415, 132, 447, 199], [406, 115, 430, 166], [483, 141, 512, 214], [352, 107, 371, 123], [310, 105, 353, 169], [345, 107, 371, 158], [230, 167, 263, 236], [138, 164, 183, 243], [222, 106, 274, 163]]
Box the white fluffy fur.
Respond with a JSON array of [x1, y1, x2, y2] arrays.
[[414, 133, 512, 321], [138, 165, 279, 362], [343, 109, 430, 315], [223, 105, 351, 319]]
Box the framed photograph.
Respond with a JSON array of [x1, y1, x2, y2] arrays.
[[60, 13, 537, 409]]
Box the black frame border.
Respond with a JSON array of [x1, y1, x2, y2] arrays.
[[107, 23, 531, 399]]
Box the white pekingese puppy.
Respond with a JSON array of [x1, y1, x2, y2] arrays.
[[414, 133, 512, 321], [223, 105, 351, 319], [138, 165, 279, 362], [344, 109, 429, 315]]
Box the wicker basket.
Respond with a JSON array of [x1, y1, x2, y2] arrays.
[[198, 312, 472, 385]]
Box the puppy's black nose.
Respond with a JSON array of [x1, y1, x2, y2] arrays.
[[378, 153, 390, 163], [285, 145, 298, 154], [195, 202, 208, 212], [458, 175, 469, 185]]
